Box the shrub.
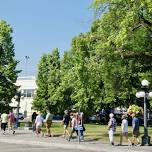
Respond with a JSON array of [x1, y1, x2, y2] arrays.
[[127, 104, 143, 117]]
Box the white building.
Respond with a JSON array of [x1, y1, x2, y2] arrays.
[[10, 76, 37, 118]]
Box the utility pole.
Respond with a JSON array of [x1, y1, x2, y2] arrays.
[[25, 56, 30, 76]]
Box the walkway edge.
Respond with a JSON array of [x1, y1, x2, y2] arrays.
[[0, 138, 103, 152]]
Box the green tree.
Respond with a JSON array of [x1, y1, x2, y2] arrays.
[[34, 0, 152, 115], [0, 20, 20, 110], [33, 54, 50, 111], [64, 32, 104, 114], [47, 48, 61, 113], [91, 0, 152, 107], [56, 51, 75, 112]]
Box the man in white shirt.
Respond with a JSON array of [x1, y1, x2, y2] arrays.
[[1, 112, 8, 134], [120, 114, 131, 145]]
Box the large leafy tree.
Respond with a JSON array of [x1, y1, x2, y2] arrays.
[[33, 54, 50, 111], [0, 20, 19, 111], [92, 0, 152, 62], [34, 0, 152, 115], [56, 51, 75, 112], [47, 48, 61, 113], [68, 33, 104, 114], [91, 0, 152, 107]]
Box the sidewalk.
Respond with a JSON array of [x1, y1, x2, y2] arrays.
[[0, 129, 151, 152]]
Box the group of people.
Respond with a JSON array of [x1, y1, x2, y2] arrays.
[[1, 109, 140, 145], [0, 110, 16, 135], [32, 110, 85, 141], [108, 112, 140, 146], [62, 110, 85, 141], [31, 111, 53, 137]]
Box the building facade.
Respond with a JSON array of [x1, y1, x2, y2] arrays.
[[10, 76, 37, 118]]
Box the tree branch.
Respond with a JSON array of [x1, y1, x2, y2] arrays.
[[117, 51, 152, 61]]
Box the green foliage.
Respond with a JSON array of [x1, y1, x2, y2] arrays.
[[90, 0, 152, 108], [34, 0, 152, 115], [33, 49, 62, 114], [127, 104, 143, 117], [33, 54, 50, 111], [0, 20, 20, 109], [47, 48, 61, 113]]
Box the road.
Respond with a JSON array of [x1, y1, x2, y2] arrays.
[[0, 142, 88, 152]]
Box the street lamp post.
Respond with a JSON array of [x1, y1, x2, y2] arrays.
[[15, 90, 24, 128], [136, 80, 152, 146]]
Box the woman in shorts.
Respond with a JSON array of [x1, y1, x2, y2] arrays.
[[35, 112, 44, 137]]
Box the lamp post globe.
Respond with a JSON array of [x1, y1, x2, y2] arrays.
[[136, 79, 151, 146], [141, 80, 149, 87], [136, 91, 145, 98]]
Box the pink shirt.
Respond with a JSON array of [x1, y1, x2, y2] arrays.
[[8, 112, 15, 123]]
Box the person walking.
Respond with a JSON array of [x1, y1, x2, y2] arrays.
[[131, 113, 140, 145], [8, 110, 15, 134], [35, 112, 44, 137], [62, 110, 71, 138], [68, 112, 85, 141], [76, 112, 85, 141], [31, 112, 37, 132], [68, 113, 77, 141], [45, 110, 53, 137], [119, 114, 131, 145], [108, 113, 117, 145], [1, 111, 8, 135]]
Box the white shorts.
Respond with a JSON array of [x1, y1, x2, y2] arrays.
[[36, 124, 42, 129]]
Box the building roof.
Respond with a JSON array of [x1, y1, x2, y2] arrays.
[[16, 76, 37, 89], [17, 76, 36, 80]]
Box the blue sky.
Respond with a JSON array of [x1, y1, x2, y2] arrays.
[[0, 0, 93, 76]]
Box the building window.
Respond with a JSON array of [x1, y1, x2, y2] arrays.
[[23, 89, 35, 98]]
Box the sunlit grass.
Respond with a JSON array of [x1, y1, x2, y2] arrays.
[[42, 122, 152, 143]]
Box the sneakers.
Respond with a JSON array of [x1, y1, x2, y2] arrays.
[[13, 130, 15, 134]]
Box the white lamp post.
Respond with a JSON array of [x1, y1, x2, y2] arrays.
[[136, 80, 152, 146]]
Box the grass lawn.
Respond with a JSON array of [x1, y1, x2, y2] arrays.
[[47, 122, 152, 143]]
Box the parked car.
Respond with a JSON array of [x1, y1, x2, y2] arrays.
[[89, 114, 100, 122], [53, 115, 62, 120], [15, 113, 24, 120]]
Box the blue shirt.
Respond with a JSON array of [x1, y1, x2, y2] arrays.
[[132, 117, 139, 131]]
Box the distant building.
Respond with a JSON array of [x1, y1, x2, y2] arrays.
[[10, 76, 37, 118]]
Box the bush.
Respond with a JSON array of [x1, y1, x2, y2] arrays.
[[127, 104, 143, 117]]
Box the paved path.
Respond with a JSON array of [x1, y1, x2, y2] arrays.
[[0, 142, 87, 152], [0, 130, 152, 152]]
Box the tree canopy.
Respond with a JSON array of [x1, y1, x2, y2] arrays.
[[34, 0, 152, 114], [0, 20, 20, 111]]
